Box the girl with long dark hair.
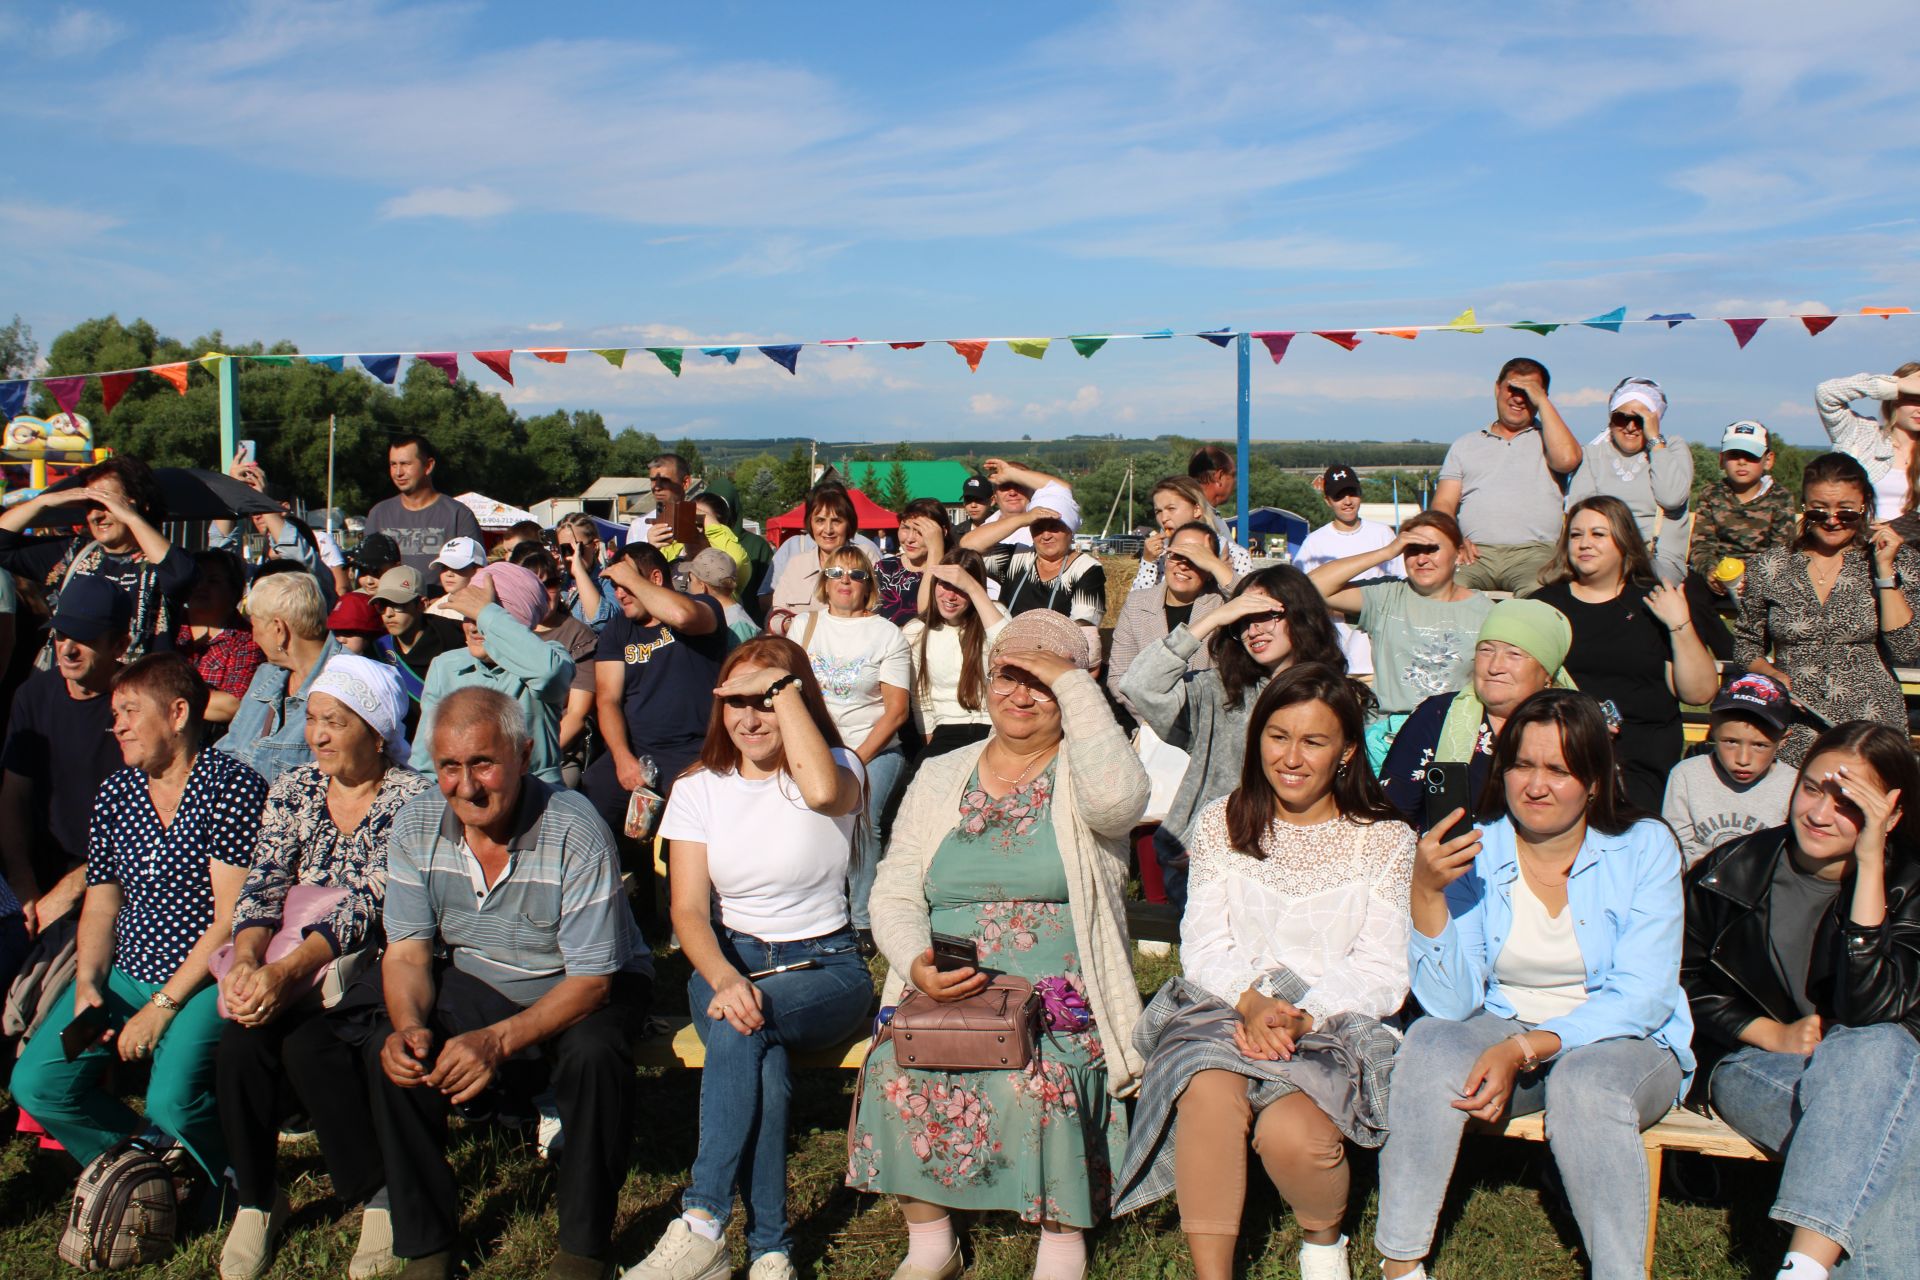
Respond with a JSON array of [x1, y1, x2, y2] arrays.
[[900, 548, 1005, 758]]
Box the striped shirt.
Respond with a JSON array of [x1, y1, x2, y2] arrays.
[[383, 777, 653, 1005]]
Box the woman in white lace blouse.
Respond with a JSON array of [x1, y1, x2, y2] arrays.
[[1167, 663, 1415, 1280]]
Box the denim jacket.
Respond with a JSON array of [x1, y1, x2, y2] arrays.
[[215, 634, 345, 785], [1408, 815, 1696, 1096]]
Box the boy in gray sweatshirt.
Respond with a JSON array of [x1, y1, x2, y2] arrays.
[[1661, 671, 1795, 867]]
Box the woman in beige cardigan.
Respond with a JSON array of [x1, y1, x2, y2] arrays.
[[849, 609, 1150, 1280]]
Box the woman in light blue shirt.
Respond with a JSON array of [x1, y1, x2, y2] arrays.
[[1374, 689, 1693, 1280]]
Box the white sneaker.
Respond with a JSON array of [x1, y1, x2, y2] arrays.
[[535, 1090, 565, 1161], [748, 1253, 799, 1280], [1379, 1262, 1426, 1280], [621, 1219, 731, 1280], [218, 1192, 290, 1280], [349, 1205, 397, 1279], [1299, 1235, 1349, 1280], [1136, 939, 1172, 958]]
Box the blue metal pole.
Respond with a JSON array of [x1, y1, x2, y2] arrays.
[[1235, 331, 1251, 550], [217, 356, 239, 469]]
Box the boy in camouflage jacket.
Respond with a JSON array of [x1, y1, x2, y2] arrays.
[[1690, 420, 1798, 596]]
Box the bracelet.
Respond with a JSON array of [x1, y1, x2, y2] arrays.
[[1874, 573, 1901, 590], [762, 674, 802, 702], [1509, 1031, 1540, 1072], [1668, 619, 1691, 633], [149, 991, 182, 1012]]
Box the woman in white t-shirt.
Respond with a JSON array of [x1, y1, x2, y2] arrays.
[[899, 548, 1007, 758], [794, 545, 913, 938], [632, 636, 873, 1280]]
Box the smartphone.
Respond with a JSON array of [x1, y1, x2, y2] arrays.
[[62, 1004, 114, 1061], [237, 439, 258, 466], [930, 932, 979, 974], [670, 495, 699, 547], [1422, 762, 1475, 846]]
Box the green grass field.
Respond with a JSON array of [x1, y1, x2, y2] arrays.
[[0, 943, 1789, 1279]]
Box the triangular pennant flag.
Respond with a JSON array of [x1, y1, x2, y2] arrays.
[[1197, 328, 1235, 347], [1443, 307, 1484, 333], [1862, 307, 1912, 317], [360, 354, 401, 384], [251, 354, 294, 366], [886, 342, 925, 351], [42, 375, 87, 417], [1724, 318, 1766, 349], [1376, 328, 1419, 340], [1799, 314, 1839, 336], [152, 363, 190, 394], [1645, 313, 1695, 328], [1252, 331, 1294, 364], [302, 355, 345, 372], [1068, 336, 1108, 358], [472, 350, 514, 384], [1511, 321, 1560, 335], [947, 340, 988, 372], [1006, 338, 1050, 360], [100, 372, 136, 415], [415, 352, 458, 382], [1314, 331, 1362, 351], [760, 345, 801, 374], [530, 349, 569, 364], [198, 352, 227, 371], [1142, 329, 1174, 339], [591, 348, 627, 368], [701, 347, 741, 364], [1581, 308, 1627, 333], [0, 380, 29, 420], [820, 337, 860, 346], [648, 348, 684, 377]]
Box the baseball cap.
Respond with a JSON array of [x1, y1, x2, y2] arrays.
[[326, 592, 384, 636], [1711, 671, 1792, 735], [369, 565, 424, 606], [430, 536, 486, 572], [962, 474, 993, 504], [1720, 421, 1770, 458], [350, 532, 401, 575], [686, 548, 737, 587], [1321, 464, 1362, 499], [50, 574, 132, 645]]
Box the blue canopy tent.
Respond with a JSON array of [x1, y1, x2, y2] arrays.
[[1224, 507, 1312, 559], [591, 516, 628, 548]]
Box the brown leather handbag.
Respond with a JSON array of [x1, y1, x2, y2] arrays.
[[887, 975, 1042, 1072]]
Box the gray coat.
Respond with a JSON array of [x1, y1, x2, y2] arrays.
[[1105, 583, 1223, 716]]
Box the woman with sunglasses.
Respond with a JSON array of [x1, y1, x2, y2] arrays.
[[1736, 452, 1920, 765], [1682, 720, 1920, 1280], [850, 610, 1150, 1280], [626, 638, 872, 1280], [1306, 508, 1493, 771], [1564, 377, 1695, 581], [1815, 361, 1920, 520], [957, 506, 1107, 665], [767, 485, 862, 620], [792, 545, 911, 941], [1121, 566, 1343, 908]]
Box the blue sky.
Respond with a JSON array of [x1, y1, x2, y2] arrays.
[[5, 0, 1919, 448]]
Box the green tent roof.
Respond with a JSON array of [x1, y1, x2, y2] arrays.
[[840, 459, 978, 504]]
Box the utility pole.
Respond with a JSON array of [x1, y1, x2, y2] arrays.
[[325, 414, 336, 536]]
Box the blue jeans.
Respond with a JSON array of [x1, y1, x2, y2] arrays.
[[1709, 1023, 1920, 1268], [1376, 1011, 1682, 1280], [685, 926, 873, 1259], [850, 747, 906, 931]]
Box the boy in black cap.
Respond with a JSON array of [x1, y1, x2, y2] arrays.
[[951, 473, 995, 539], [1661, 670, 1796, 867], [1294, 464, 1400, 674], [349, 532, 404, 595]]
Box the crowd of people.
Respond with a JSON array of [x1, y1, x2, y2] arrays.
[[0, 357, 1915, 1280]]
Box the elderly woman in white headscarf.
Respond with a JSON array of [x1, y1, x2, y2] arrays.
[[1565, 376, 1696, 581], [213, 654, 431, 1280]]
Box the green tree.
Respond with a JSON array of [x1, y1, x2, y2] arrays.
[[1, 315, 36, 378], [888, 441, 930, 462], [672, 438, 706, 480], [604, 427, 665, 478], [776, 444, 813, 508], [877, 461, 910, 512]]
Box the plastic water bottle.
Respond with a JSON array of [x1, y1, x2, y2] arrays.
[[1714, 557, 1745, 604]]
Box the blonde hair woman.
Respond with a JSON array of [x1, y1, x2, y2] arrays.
[[1815, 360, 1920, 519]]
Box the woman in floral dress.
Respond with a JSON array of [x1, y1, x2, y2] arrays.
[[852, 609, 1150, 1280]]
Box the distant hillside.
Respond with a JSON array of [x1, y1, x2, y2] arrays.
[[698, 434, 1451, 472]]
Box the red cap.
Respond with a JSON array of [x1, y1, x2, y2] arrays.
[[326, 591, 384, 636]]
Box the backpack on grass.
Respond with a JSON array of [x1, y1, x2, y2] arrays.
[[57, 1137, 177, 1272]]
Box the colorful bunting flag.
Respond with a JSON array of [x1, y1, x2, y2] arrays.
[[0, 380, 30, 420], [1724, 318, 1766, 348], [1068, 336, 1108, 358], [1862, 307, 1911, 317], [360, 354, 401, 384], [1197, 328, 1234, 347], [1512, 321, 1560, 336], [820, 337, 860, 346], [1582, 308, 1627, 333], [702, 347, 741, 364], [198, 352, 227, 371], [1443, 308, 1484, 334], [760, 345, 801, 374], [1252, 331, 1294, 364], [1142, 329, 1174, 340], [153, 363, 190, 394], [416, 353, 458, 382], [1646, 313, 1695, 328], [948, 340, 988, 372], [1314, 331, 1362, 351], [472, 350, 514, 384], [251, 354, 294, 366], [531, 349, 569, 364], [1006, 338, 1050, 360], [1800, 314, 1839, 336], [648, 348, 684, 377], [887, 342, 925, 351], [43, 375, 87, 417], [1376, 328, 1418, 340], [100, 372, 136, 415], [303, 355, 345, 371]]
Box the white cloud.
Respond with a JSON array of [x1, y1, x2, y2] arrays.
[[380, 185, 513, 220], [42, 6, 124, 57], [0, 200, 123, 244], [709, 236, 849, 278], [1021, 384, 1103, 423], [523, 321, 565, 333], [970, 394, 1013, 416]]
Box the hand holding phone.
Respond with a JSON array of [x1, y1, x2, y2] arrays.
[[1422, 763, 1474, 845], [61, 1004, 114, 1061], [930, 931, 979, 975]]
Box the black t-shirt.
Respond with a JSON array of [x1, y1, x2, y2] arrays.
[[391, 614, 467, 683], [1164, 603, 1194, 632], [3, 669, 125, 879], [1767, 850, 1843, 1018], [595, 597, 729, 757]]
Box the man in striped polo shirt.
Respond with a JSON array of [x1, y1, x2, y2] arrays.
[[368, 687, 653, 1280]]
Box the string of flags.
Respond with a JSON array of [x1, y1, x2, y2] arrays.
[[2, 304, 1913, 422]]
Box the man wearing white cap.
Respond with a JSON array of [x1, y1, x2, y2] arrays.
[[1689, 420, 1799, 593], [1565, 375, 1695, 580]]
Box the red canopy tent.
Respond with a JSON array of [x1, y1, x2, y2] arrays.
[[763, 487, 900, 545]]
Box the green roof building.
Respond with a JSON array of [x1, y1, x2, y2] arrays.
[[839, 459, 980, 505]]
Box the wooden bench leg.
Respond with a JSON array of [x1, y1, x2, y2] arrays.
[[1642, 1142, 1664, 1279]]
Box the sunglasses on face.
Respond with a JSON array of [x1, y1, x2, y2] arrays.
[[1805, 508, 1866, 527], [822, 567, 872, 582], [1235, 609, 1287, 635], [1609, 412, 1644, 430]]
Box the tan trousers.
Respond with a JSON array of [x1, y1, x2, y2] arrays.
[[1173, 1069, 1349, 1237]]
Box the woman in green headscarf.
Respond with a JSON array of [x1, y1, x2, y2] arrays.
[[1378, 599, 1577, 830]]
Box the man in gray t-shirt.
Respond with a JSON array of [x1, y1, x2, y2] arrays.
[[363, 434, 486, 575], [1434, 358, 1583, 595]]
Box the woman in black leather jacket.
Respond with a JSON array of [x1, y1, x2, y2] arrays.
[[1681, 720, 1920, 1280]]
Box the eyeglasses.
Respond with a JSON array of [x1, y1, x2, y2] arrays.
[[1805, 507, 1866, 527], [822, 567, 872, 582], [1608, 412, 1645, 431], [1235, 609, 1287, 635], [988, 670, 1055, 702]]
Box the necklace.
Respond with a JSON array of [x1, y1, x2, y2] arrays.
[[985, 743, 1052, 790], [1516, 845, 1575, 887]]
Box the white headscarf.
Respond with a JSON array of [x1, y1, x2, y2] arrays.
[[308, 653, 412, 763], [1608, 377, 1667, 420]]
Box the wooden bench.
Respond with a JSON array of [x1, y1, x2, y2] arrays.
[[632, 1015, 872, 1070], [1473, 1106, 1771, 1277]]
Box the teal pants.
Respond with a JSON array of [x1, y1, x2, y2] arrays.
[[12, 970, 227, 1179]]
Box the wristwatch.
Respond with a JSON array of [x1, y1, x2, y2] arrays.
[[1874, 571, 1902, 590], [149, 991, 182, 1012], [1509, 1032, 1540, 1072]]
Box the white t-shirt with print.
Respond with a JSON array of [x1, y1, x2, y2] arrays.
[[1294, 518, 1401, 676], [800, 612, 913, 749], [660, 748, 867, 941]]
